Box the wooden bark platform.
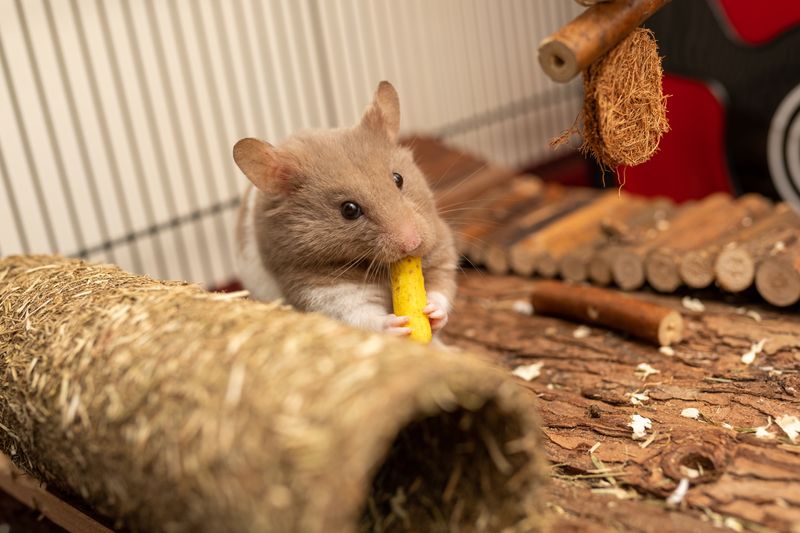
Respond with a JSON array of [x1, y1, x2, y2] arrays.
[[405, 136, 800, 307], [442, 272, 800, 532]]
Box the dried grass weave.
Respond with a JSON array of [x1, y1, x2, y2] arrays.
[[0, 255, 547, 532]]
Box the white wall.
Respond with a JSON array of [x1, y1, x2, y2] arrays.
[[0, 0, 583, 286]]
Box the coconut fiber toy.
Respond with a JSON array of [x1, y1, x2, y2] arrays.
[[0, 255, 547, 532], [541, 0, 671, 169]]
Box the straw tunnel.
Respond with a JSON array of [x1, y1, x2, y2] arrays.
[[0, 256, 548, 532]]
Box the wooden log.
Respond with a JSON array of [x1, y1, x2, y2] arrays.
[[452, 185, 529, 255], [541, 192, 651, 279], [644, 194, 772, 292], [529, 280, 683, 346], [509, 190, 631, 278], [610, 193, 730, 290], [456, 177, 544, 262], [538, 0, 672, 82], [559, 196, 672, 282], [484, 186, 597, 275], [755, 237, 800, 307], [714, 204, 800, 293], [587, 198, 675, 285], [677, 194, 775, 288]]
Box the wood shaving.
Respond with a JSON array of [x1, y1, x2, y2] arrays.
[[680, 408, 700, 420], [666, 478, 690, 507], [635, 363, 660, 380], [628, 414, 652, 440], [511, 362, 543, 382], [511, 300, 533, 316], [573, 325, 592, 339], [629, 392, 650, 406], [741, 339, 767, 365], [755, 417, 777, 440], [735, 307, 762, 322], [776, 415, 800, 443], [723, 516, 744, 532], [681, 296, 705, 313], [659, 346, 675, 356]]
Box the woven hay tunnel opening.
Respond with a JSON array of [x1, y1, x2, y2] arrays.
[[0, 255, 547, 532], [361, 402, 531, 532]]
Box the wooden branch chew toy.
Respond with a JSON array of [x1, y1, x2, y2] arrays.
[[540, 0, 670, 169], [390, 256, 432, 343], [538, 0, 671, 83], [530, 279, 683, 346]]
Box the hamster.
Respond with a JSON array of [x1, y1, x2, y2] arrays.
[[233, 81, 458, 337]]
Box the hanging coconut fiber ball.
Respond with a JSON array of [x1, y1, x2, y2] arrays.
[[580, 27, 669, 169], [540, 0, 671, 170]]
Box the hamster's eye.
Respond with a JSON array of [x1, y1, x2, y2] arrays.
[[392, 172, 403, 190], [340, 201, 363, 220]]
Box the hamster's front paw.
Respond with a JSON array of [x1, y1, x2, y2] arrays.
[[383, 314, 412, 336], [423, 301, 448, 332]]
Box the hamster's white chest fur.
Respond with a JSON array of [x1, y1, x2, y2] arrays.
[[236, 187, 282, 302]]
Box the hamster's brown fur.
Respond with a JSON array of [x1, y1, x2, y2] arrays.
[[234, 82, 457, 335]]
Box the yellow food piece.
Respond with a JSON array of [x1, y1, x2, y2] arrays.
[[389, 256, 432, 343]]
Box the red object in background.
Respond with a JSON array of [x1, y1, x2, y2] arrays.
[[715, 0, 800, 45], [620, 75, 733, 202]]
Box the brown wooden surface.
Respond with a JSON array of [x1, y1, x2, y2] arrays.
[[587, 198, 675, 286], [483, 186, 597, 275], [456, 177, 544, 259], [611, 194, 731, 291], [756, 238, 800, 307], [443, 272, 800, 533], [715, 205, 800, 294], [559, 196, 668, 282], [410, 137, 798, 307], [644, 194, 772, 293], [0, 455, 111, 533], [510, 191, 623, 277]]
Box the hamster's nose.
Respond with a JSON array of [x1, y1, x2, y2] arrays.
[[397, 225, 422, 254]]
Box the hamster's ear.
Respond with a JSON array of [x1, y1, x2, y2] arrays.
[[233, 138, 296, 194], [359, 81, 400, 143]]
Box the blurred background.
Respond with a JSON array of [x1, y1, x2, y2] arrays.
[[0, 0, 584, 287], [1, 0, 798, 288]]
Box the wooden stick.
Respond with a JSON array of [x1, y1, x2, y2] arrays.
[[510, 190, 624, 277], [644, 194, 772, 292], [559, 196, 671, 282], [0, 454, 111, 533], [530, 280, 683, 346], [714, 204, 800, 293], [456, 177, 543, 262], [485, 186, 597, 275], [755, 237, 800, 307], [452, 184, 528, 255], [538, 0, 672, 82], [586, 198, 674, 285], [539, 192, 649, 279], [610, 193, 730, 290]]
